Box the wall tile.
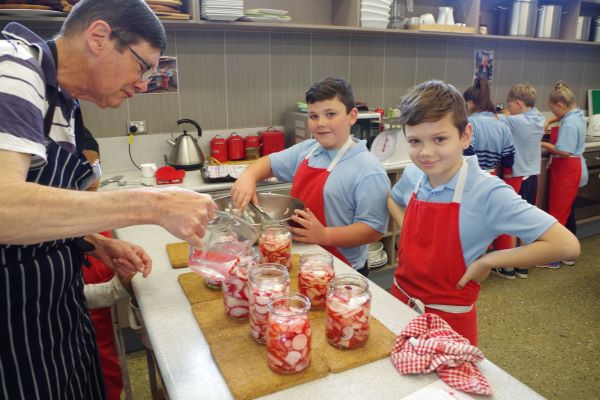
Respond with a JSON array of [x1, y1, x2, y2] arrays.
[[383, 36, 418, 107], [225, 31, 270, 129], [80, 102, 129, 138], [563, 46, 588, 108], [311, 34, 350, 82], [178, 30, 227, 130], [445, 39, 476, 94], [538, 45, 571, 108], [522, 43, 548, 106], [270, 33, 312, 125], [494, 42, 525, 106], [349, 35, 385, 107], [580, 48, 600, 112], [415, 38, 446, 84]]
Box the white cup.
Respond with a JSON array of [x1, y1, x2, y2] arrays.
[[140, 163, 157, 178], [420, 13, 435, 25]]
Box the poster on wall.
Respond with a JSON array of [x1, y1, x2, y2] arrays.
[[145, 56, 178, 94], [474, 50, 494, 83]]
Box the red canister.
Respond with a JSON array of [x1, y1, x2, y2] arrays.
[[210, 135, 228, 163], [227, 132, 246, 160], [261, 127, 285, 156], [245, 133, 261, 160]]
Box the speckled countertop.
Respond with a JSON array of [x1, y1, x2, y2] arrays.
[[114, 225, 546, 400]]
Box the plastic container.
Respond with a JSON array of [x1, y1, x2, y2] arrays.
[[267, 293, 312, 374], [298, 252, 335, 310], [258, 221, 292, 270], [248, 263, 290, 344], [222, 247, 259, 319], [326, 274, 371, 349]]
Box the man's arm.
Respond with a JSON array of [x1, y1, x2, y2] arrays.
[[0, 150, 216, 247]]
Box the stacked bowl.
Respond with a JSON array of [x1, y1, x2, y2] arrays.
[[361, 0, 392, 29]]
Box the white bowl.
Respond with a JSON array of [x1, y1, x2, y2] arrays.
[[361, 9, 389, 19], [361, 18, 389, 28], [361, 2, 390, 13]]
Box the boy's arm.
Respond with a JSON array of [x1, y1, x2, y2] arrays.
[[456, 222, 580, 288], [541, 142, 572, 157], [290, 208, 383, 247], [230, 156, 273, 209], [387, 195, 406, 230], [84, 275, 131, 310]]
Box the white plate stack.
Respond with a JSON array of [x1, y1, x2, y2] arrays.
[[361, 0, 392, 29], [201, 0, 244, 21]]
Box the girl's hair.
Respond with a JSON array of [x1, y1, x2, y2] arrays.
[[463, 78, 495, 113], [549, 81, 576, 107], [506, 83, 536, 107]]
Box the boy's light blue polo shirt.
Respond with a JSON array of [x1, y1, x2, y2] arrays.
[[269, 138, 391, 270], [469, 111, 515, 170], [498, 108, 545, 177], [555, 108, 588, 187], [390, 156, 556, 267]]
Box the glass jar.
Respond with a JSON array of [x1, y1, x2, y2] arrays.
[[326, 274, 371, 350], [258, 221, 292, 270], [204, 275, 224, 290], [298, 252, 334, 311], [222, 247, 259, 319], [267, 293, 312, 374], [248, 263, 290, 344]]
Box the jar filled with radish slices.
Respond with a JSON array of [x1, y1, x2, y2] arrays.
[[258, 221, 292, 270], [222, 247, 259, 320], [267, 293, 312, 374], [325, 274, 371, 350], [248, 263, 290, 344], [298, 252, 335, 311]]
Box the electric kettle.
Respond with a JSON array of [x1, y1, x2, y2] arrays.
[[165, 118, 205, 170]]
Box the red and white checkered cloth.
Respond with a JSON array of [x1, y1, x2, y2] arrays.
[[390, 313, 493, 396]]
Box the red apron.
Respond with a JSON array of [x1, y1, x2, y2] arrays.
[[492, 167, 522, 250], [291, 138, 353, 266], [548, 156, 581, 225], [390, 162, 480, 345], [82, 232, 124, 400]]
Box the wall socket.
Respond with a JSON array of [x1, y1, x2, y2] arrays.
[[127, 120, 147, 134]]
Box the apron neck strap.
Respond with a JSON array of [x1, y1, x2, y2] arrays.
[[304, 136, 354, 172], [413, 159, 469, 204], [327, 136, 353, 172]]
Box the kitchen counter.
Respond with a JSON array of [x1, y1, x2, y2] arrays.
[[115, 224, 545, 400]]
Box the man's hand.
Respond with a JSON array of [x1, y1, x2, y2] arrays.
[[155, 188, 217, 248], [289, 208, 329, 245]]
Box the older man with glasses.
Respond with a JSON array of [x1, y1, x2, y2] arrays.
[[0, 1, 217, 399]]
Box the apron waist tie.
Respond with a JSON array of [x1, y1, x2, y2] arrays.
[[393, 279, 473, 314]]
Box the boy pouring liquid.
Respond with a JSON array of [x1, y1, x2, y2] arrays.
[[388, 80, 579, 345]]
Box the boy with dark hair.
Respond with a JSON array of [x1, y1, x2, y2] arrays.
[[232, 77, 390, 275], [387, 80, 579, 345]]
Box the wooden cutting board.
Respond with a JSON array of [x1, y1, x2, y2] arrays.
[[191, 298, 395, 399], [166, 242, 188, 268], [178, 272, 223, 304]]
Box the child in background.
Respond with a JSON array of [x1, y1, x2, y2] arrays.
[[232, 77, 390, 275], [494, 83, 546, 279], [538, 81, 588, 269], [387, 80, 579, 345], [463, 78, 523, 278]]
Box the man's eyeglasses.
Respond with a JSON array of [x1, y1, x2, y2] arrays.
[[112, 31, 156, 81]]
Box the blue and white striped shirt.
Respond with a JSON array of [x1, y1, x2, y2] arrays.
[[0, 23, 77, 169], [468, 111, 515, 171]]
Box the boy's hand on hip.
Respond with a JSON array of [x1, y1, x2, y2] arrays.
[[289, 208, 328, 245], [456, 259, 490, 289]]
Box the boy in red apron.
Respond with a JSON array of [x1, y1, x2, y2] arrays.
[[538, 81, 588, 268], [232, 77, 390, 275], [388, 80, 580, 345]]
